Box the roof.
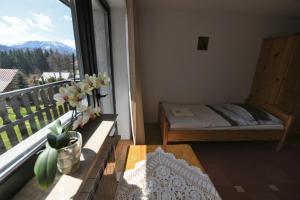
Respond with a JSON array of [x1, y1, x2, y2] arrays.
[[0, 69, 18, 92], [40, 72, 70, 81]]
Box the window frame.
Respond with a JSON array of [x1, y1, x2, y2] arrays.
[[0, 0, 116, 198]]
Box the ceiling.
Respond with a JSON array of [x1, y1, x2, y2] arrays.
[[138, 0, 300, 17]]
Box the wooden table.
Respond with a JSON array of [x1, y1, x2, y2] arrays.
[[124, 144, 205, 172]]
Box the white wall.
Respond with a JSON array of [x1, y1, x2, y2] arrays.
[[138, 9, 300, 122], [111, 7, 131, 139]]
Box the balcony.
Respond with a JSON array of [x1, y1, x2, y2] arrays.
[[0, 80, 72, 155], [0, 80, 119, 199]]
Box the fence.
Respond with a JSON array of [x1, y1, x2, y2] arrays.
[[0, 80, 71, 154]]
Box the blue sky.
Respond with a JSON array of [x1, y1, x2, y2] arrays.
[[0, 0, 75, 48]]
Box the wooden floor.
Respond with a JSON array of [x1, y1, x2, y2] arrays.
[[94, 140, 133, 199], [95, 123, 300, 199], [144, 123, 300, 200]]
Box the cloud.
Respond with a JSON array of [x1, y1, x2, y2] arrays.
[[63, 14, 72, 21], [0, 14, 53, 45], [1, 16, 30, 32], [61, 39, 75, 49], [29, 13, 53, 31]]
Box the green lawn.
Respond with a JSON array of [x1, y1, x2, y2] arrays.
[[0, 105, 62, 150]]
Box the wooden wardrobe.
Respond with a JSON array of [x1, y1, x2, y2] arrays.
[[250, 34, 300, 132]]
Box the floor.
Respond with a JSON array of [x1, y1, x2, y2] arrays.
[[95, 123, 300, 200], [144, 123, 300, 200]]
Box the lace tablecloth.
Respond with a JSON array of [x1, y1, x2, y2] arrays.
[[115, 147, 221, 200]]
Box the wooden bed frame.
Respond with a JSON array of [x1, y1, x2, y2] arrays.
[[159, 99, 294, 151]]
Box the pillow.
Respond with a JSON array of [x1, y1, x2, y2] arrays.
[[171, 108, 194, 117]]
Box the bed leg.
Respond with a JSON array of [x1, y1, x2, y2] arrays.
[[276, 129, 288, 151], [276, 116, 294, 151], [162, 119, 168, 145], [160, 105, 169, 146], [163, 137, 168, 145]]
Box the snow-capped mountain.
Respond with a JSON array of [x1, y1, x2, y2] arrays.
[[0, 44, 14, 51], [0, 41, 75, 54]]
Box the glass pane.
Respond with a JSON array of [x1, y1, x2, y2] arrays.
[[0, 0, 78, 153], [92, 1, 114, 114]]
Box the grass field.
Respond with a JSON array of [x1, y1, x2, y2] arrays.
[[0, 105, 58, 150]]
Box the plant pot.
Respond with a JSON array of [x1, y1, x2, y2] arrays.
[[57, 131, 82, 174]]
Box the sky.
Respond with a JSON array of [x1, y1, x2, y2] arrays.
[[0, 0, 75, 48]]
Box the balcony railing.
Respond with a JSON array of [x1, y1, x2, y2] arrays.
[[0, 80, 71, 155]]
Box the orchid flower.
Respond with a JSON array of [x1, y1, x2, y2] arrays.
[[83, 74, 95, 89], [72, 116, 84, 130], [91, 74, 102, 89], [98, 72, 110, 87], [71, 106, 100, 130], [54, 86, 70, 106], [54, 73, 109, 130], [78, 82, 93, 95]]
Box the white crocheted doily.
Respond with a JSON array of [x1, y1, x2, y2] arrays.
[[115, 147, 221, 200]]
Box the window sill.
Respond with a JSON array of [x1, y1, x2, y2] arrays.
[[0, 111, 74, 183], [12, 114, 118, 200]]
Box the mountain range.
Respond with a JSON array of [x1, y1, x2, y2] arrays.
[[0, 41, 75, 54]]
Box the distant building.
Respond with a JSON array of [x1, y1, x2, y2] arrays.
[[40, 72, 70, 82], [0, 69, 19, 92]]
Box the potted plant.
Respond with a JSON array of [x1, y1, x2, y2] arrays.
[[34, 73, 110, 189]]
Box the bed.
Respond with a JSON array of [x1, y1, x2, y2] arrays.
[[159, 99, 294, 151]]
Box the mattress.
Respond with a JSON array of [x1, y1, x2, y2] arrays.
[[162, 103, 284, 131]]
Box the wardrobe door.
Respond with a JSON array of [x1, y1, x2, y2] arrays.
[[263, 37, 290, 105], [293, 95, 300, 130], [250, 39, 273, 102], [276, 36, 300, 112], [279, 36, 300, 129]]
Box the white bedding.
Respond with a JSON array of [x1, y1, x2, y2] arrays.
[[162, 103, 284, 131]]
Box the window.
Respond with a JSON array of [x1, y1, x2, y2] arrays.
[[0, 0, 116, 197], [0, 0, 78, 197], [92, 0, 115, 114], [0, 0, 78, 155]]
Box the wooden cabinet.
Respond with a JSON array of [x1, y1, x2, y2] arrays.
[[250, 35, 300, 131]]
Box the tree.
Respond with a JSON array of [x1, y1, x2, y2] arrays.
[[32, 48, 49, 73], [14, 71, 28, 89], [47, 52, 72, 72], [0, 48, 73, 81], [0, 51, 16, 68]]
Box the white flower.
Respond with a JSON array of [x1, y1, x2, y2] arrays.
[[72, 116, 84, 130], [54, 87, 70, 106], [72, 109, 93, 130], [68, 92, 85, 109], [91, 74, 102, 89], [76, 104, 88, 112], [54, 73, 110, 130], [98, 72, 110, 87], [65, 83, 86, 110], [83, 74, 95, 89], [78, 82, 93, 95], [83, 107, 94, 120]]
